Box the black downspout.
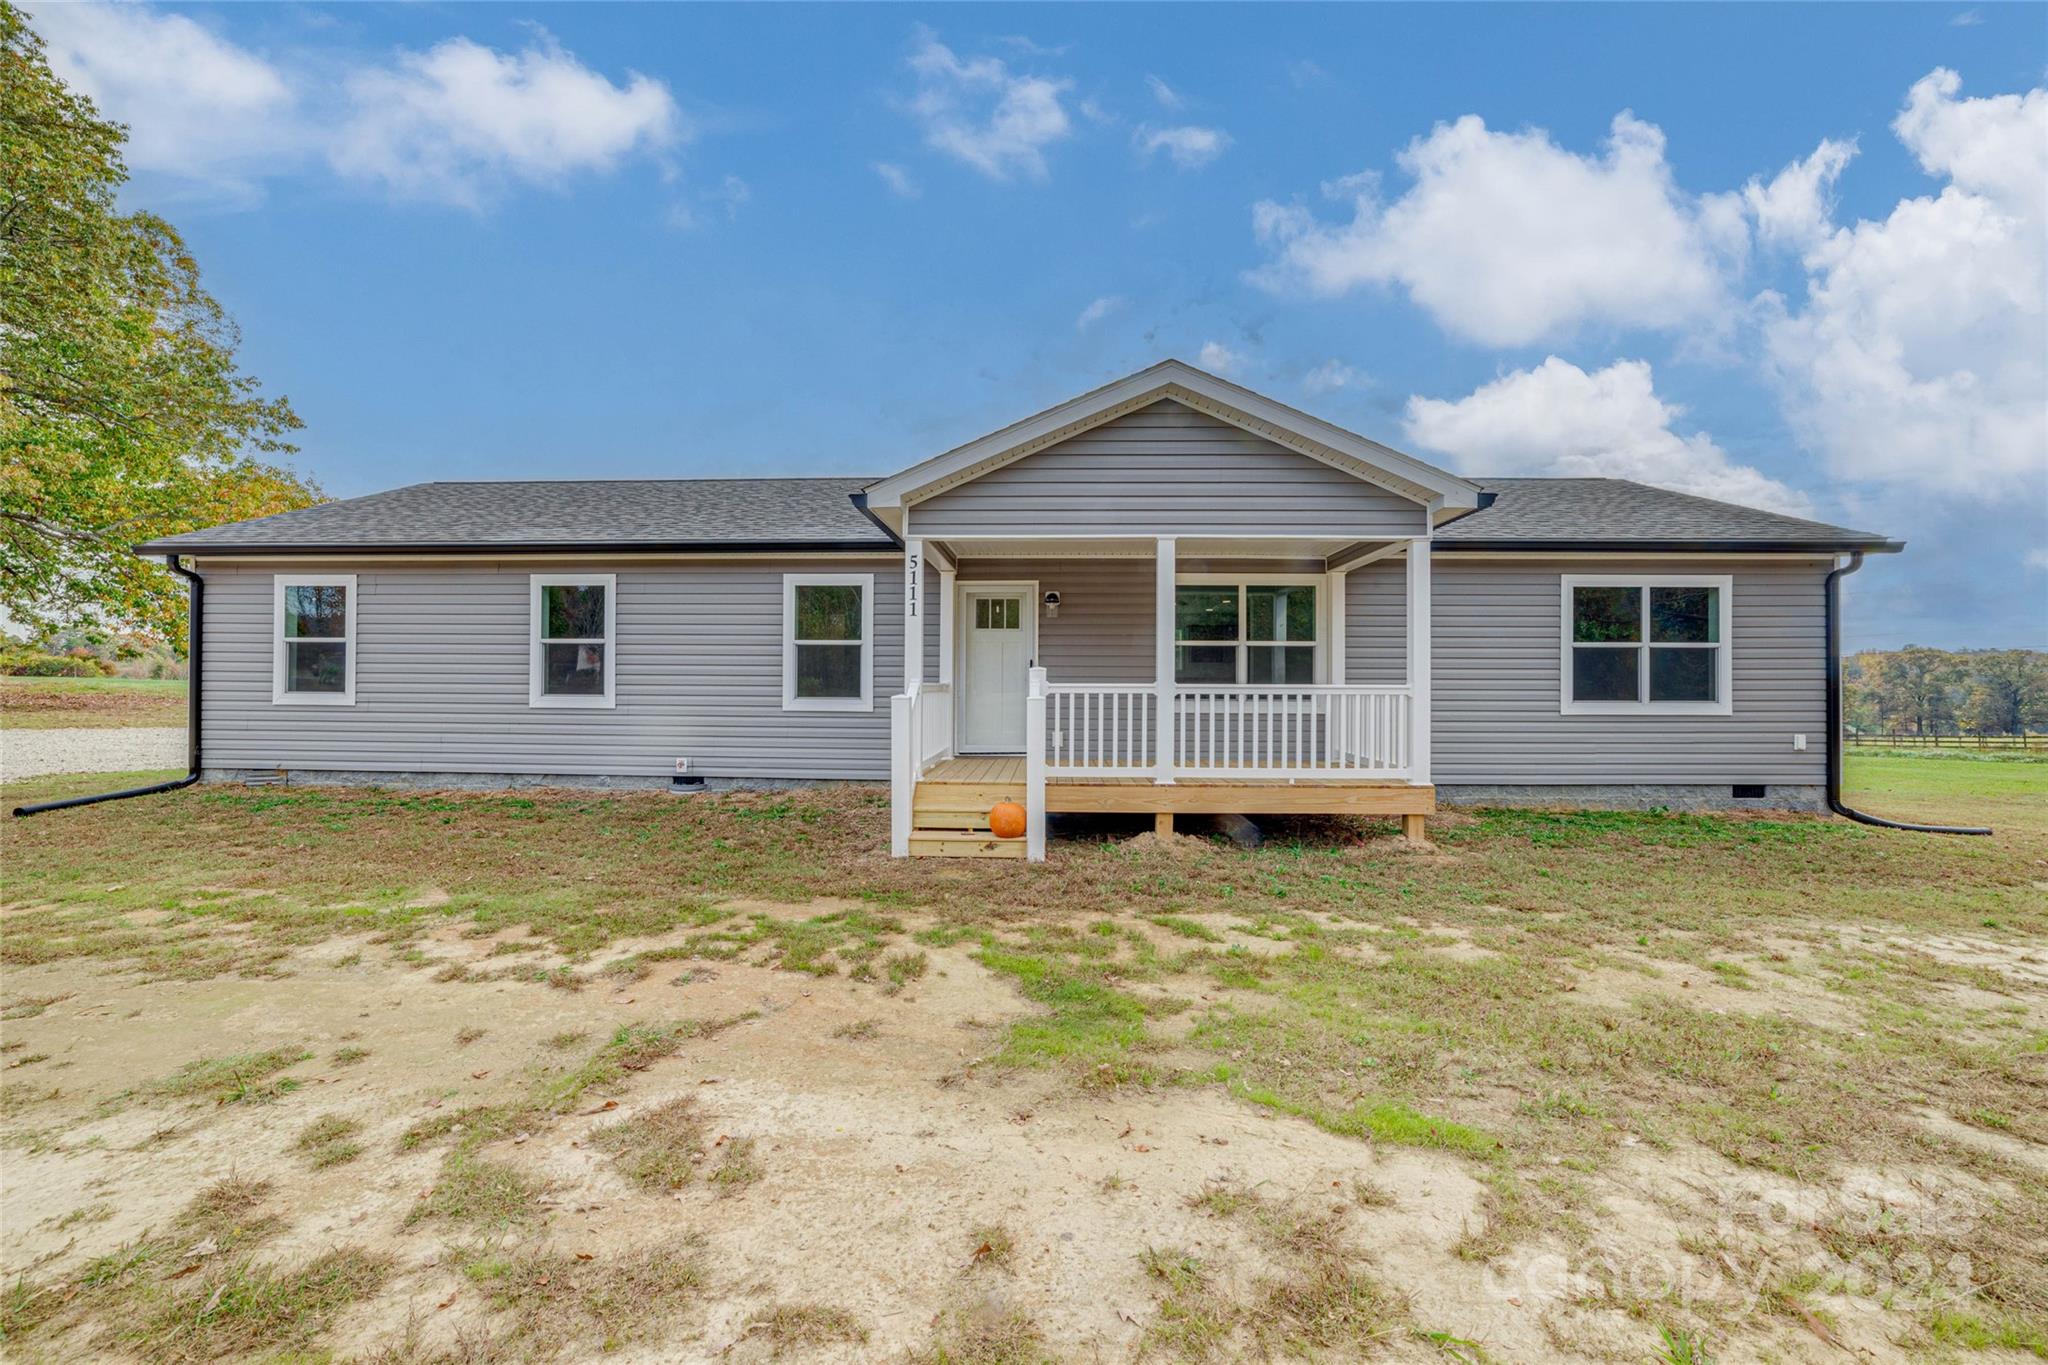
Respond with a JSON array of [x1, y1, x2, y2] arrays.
[[12, 555, 205, 817], [1825, 552, 1990, 835]]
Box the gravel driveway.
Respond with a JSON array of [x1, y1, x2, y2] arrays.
[[1, 727, 186, 782]]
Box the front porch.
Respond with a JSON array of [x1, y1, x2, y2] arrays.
[[889, 530, 1437, 860]]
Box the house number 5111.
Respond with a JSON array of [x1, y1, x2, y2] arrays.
[[905, 551, 919, 618]]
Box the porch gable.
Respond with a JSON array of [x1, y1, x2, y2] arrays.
[[910, 399, 1430, 539], [860, 359, 1482, 539]]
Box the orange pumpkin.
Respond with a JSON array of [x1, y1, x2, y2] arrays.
[[988, 801, 1028, 840]]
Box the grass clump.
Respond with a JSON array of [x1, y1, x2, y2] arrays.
[[709, 1137, 763, 1193], [913, 1306, 1048, 1364], [539, 1016, 752, 1114], [1149, 915, 1224, 943], [116, 1247, 392, 1362], [591, 1097, 705, 1192], [1173, 1182, 1409, 1357], [294, 1115, 364, 1169], [976, 946, 1154, 1082], [329, 1045, 369, 1066], [404, 1155, 544, 1229], [141, 1047, 311, 1107], [460, 1243, 704, 1357], [176, 1175, 282, 1250], [884, 949, 930, 993], [747, 1302, 869, 1350], [967, 1224, 1015, 1272]]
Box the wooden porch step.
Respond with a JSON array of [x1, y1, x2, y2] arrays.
[[907, 830, 1026, 859], [913, 781, 1025, 808]]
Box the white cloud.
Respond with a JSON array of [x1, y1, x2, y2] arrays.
[[27, 1, 295, 192], [872, 161, 920, 198], [332, 33, 682, 207], [1302, 360, 1363, 395], [1251, 111, 1737, 346], [21, 7, 689, 210], [1404, 358, 1812, 515], [1197, 341, 1243, 374], [1146, 74, 1185, 111], [2026, 548, 2048, 572], [1742, 139, 1857, 249], [1135, 124, 1231, 169], [1760, 69, 2047, 497], [905, 28, 1071, 180], [1075, 295, 1124, 330], [1950, 9, 1983, 24]]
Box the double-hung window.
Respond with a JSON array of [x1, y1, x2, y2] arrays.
[[273, 574, 355, 704], [530, 574, 615, 708], [1173, 579, 1320, 685], [784, 574, 873, 710], [1561, 575, 1731, 714]]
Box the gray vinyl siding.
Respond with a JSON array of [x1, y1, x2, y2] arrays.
[[912, 400, 1427, 537], [955, 558, 1156, 682], [1432, 558, 1830, 785], [1344, 557, 1407, 686], [196, 557, 902, 781]]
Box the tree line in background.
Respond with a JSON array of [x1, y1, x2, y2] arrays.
[[1, 3, 320, 652], [1846, 648, 2048, 738]]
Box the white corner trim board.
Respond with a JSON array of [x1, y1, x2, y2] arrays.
[[272, 572, 356, 706], [529, 572, 617, 710]]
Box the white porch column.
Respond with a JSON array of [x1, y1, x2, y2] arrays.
[[1154, 536, 1176, 784], [903, 536, 924, 690], [1026, 666, 1048, 861], [937, 568, 956, 684], [1405, 537, 1431, 783], [1328, 570, 1348, 683]]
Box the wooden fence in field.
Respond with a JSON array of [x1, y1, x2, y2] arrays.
[[1846, 733, 2046, 752]]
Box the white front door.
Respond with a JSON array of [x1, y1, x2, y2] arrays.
[[960, 588, 1033, 753]]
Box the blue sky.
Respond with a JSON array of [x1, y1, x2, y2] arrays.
[[28, 2, 2048, 650]]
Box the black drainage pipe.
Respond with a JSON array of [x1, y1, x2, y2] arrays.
[[13, 555, 205, 818], [1825, 551, 1990, 835]]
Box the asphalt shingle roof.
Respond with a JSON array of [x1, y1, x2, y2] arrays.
[[1438, 478, 1896, 551], [136, 473, 1897, 555], [136, 478, 897, 553]]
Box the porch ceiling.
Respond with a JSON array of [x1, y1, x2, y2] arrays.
[[932, 534, 1398, 563]]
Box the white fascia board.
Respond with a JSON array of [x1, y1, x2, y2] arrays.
[[862, 360, 1481, 513]]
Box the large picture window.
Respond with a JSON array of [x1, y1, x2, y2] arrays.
[[1173, 579, 1320, 686], [273, 574, 356, 704], [784, 574, 873, 710], [530, 574, 615, 708], [1561, 575, 1731, 714]]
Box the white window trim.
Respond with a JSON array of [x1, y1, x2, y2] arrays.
[[272, 573, 356, 706], [530, 573, 617, 710], [1559, 574, 1733, 716], [783, 573, 874, 712], [1173, 573, 1330, 686]]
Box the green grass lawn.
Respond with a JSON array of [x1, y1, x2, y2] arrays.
[[0, 676, 187, 730], [1, 750, 2040, 1361]]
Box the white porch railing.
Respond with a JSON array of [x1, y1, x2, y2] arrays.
[[1039, 681, 1412, 781], [1174, 686, 1411, 779], [1045, 683, 1156, 776], [889, 681, 953, 856]]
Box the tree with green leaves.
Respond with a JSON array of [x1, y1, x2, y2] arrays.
[[1960, 649, 2048, 737], [1, 2, 318, 650]]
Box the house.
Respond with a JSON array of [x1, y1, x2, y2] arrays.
[[136, 360, 1900, 860]]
